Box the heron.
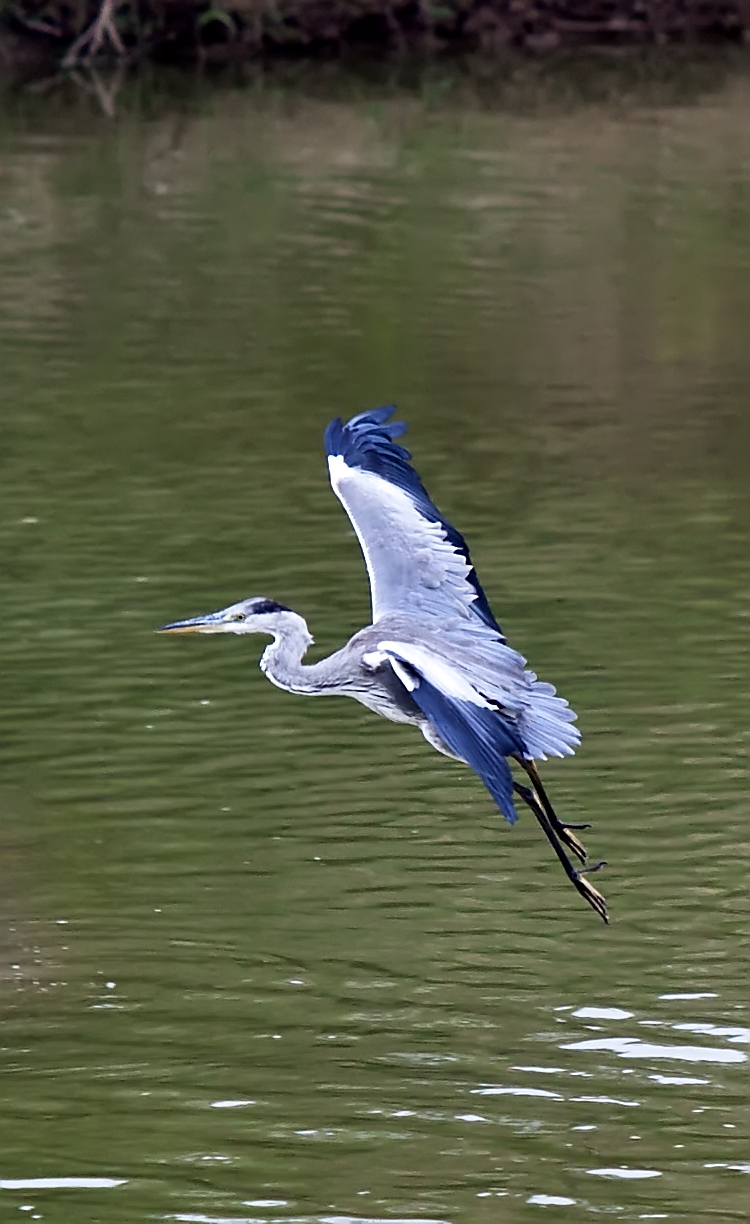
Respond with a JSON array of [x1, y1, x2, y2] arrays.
[[159, 406, 607, 922]]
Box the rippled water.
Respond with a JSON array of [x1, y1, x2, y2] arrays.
[[1, 53, 749, 1224]]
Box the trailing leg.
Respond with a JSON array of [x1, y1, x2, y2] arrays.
[[515, 756, 589, 865], [513, 781, 608, 924]]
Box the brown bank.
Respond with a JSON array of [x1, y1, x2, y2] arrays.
[[2, 0, 750, 67]]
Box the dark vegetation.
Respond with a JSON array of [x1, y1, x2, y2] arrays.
[[2, 0, 750, 67]]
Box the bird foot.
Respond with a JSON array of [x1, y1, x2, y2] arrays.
[[511, 773, 607, 921], [562, 821, 591, 831], [573, 867, 609, 924]]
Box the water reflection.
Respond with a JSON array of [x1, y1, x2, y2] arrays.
[[169, 1217, 453, 1224], [0, 1177, 127, 1189], [587, 1168, 662, 1178]]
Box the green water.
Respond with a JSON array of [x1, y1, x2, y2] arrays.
[[1, 53, 748, 1224]]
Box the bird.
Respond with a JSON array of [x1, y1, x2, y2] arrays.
[[159, 406, 607, 922]]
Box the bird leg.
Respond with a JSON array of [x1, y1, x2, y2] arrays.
[[512, 780, 608, 924], [514, 756, 589, 864]]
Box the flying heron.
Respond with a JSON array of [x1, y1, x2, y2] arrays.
[[159, 406, 607, 922]]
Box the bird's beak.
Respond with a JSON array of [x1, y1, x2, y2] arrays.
[[157, 613, 220, 634]]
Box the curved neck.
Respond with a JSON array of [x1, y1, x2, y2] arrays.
[[259, 613, 320, 695]]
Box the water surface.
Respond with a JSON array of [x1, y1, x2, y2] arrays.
[[1, 53, 749, 1224]]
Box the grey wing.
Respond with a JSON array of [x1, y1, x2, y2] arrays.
[[325, 407, 505, 638], [456, 639, 581, 760], [370, 619, 581, 761]]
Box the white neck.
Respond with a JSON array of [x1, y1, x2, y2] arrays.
[[259, 612, 321, 695]]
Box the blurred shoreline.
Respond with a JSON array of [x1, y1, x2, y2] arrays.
[[2, 0, 750, 75]]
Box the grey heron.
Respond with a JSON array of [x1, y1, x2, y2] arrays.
[[159, 406, 607, 922]]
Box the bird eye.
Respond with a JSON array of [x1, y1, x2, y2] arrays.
[[232, 612, 246, 622]]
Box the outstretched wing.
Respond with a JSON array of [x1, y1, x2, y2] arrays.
[[326, 407, 581, 763], [325, 406, 504, 636], [374, 640, 526, 825]]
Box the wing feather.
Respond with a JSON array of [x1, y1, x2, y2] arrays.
[[325, 407, 504, 636], [375, 625, 581, 761], [377, 641, 525, 825], [426, 636, 581, 760]]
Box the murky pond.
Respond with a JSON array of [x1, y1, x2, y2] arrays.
[[1, 52, 749, 1224]]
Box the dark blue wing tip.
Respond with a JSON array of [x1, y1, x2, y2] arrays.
[[324, 405, 409, 460], [353, 403, 399, 427]]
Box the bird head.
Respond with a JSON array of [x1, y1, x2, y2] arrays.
[[157, 597, 293, 636]]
